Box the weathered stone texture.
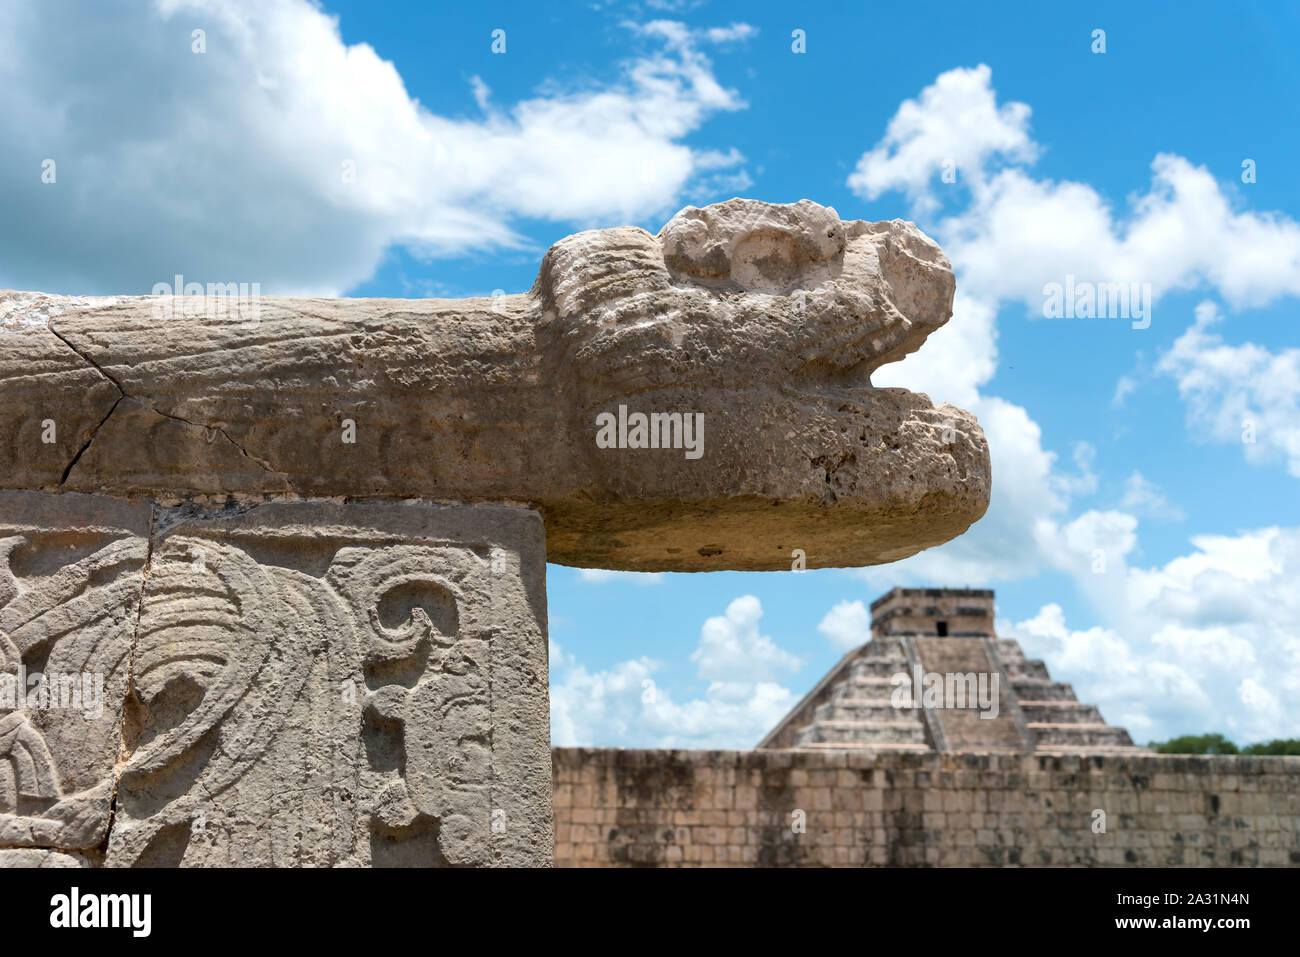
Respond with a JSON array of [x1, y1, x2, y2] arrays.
[[1, 199, 990, 571], [1, 494, 551, 867], [553, 748, 1300, 867], [0, 849, 90, 868], [911, 637, 1024, 749], [0, 491, 149, 851]]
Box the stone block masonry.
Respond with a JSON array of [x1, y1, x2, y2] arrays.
[[552, 748, 1300, 867]]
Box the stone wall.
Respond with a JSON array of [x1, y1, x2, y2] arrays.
[[552, 747, 1300, 867]]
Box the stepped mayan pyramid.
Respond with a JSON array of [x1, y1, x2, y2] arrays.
[[759, 588, 1145, 755]]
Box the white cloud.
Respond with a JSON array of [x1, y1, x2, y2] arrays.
[[702, 23, 759, 44], [469, 75, 492, 111], [1003, 604, 1212, 742], [872, 291, 996, 407], [1003, 525, 1300, 744], [1237, 678, 1284, 729], [1112, 374, 1138, 407], [1054, 509, 1139, 566], [575, 569, 665, 585], [817, 599, 870, 651], [1157, 300, 1300, 477], [1126, 527, 1285, 618], [548, 596, 800, 748], [548, 640, 661, 746], [848, 66, 1300, 312], [0, 0, 752, 295], [1033, 509, 1141, 616], [690, 595, 802, 682], [1055, 442, 1099, 498], [847, 63, 1037, 216], [938, 156, 1300, 315], [1119, 471, 1184, 521]]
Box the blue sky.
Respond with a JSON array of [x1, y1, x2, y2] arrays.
[[4, 0, 1298, 748]]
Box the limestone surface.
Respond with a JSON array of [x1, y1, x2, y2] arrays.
[[553, 748, 1300, 867], [0, 491, 149, 852], [0, 199, 989, 571], [0, 494, 551, 867]]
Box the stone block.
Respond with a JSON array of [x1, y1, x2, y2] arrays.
[[2, 495, 551, 867]]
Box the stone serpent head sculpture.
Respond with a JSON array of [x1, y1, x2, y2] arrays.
[[2, 198, 989, 572]]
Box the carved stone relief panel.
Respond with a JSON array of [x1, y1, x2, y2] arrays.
[[0, 491, 150, 854], [0, 494, 551, 867]]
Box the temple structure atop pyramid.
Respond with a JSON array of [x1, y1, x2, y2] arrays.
[[758, 588, 1146, 754]]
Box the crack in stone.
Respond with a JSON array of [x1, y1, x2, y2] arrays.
[[46, 321, 127, 393], [99, 501, 156, 858], [47, 320, 289, 483], [141, 405, 286, 480], [58, 395, 123, 486], [46, 322, 126, 487]]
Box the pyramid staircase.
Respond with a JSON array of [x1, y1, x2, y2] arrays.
[[995, 639, 1145, 754], [758, 588, 1147, 755], [792, 636, 930, 750]]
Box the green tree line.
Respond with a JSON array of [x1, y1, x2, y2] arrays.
[[1147, 733, 1300, 755]]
